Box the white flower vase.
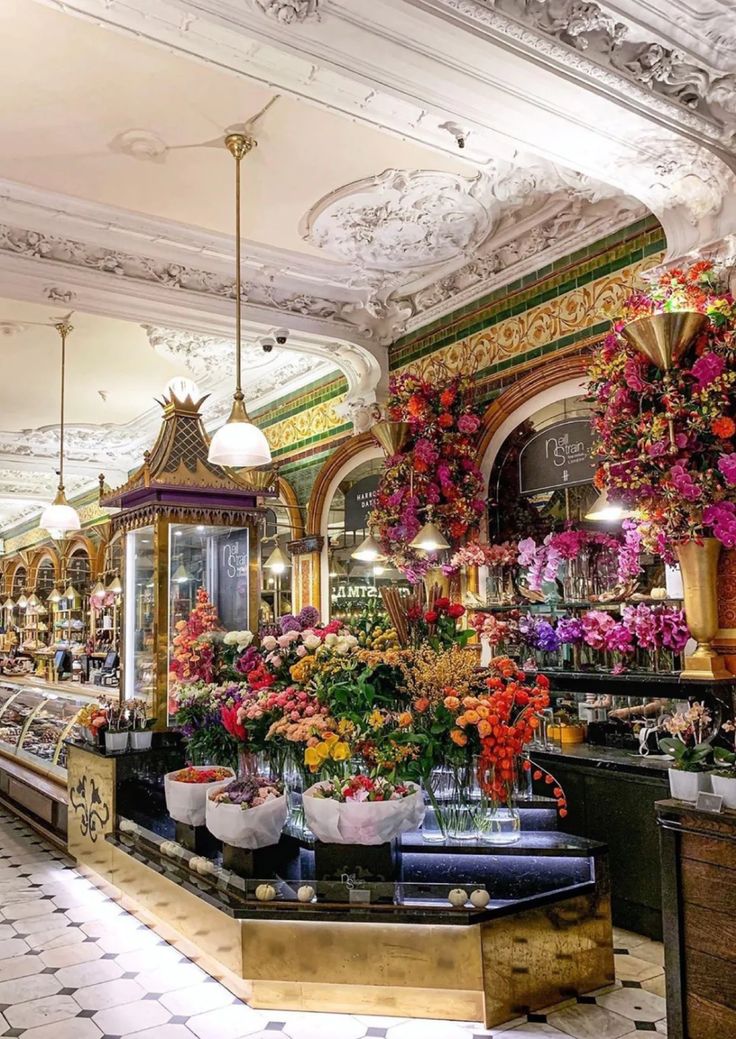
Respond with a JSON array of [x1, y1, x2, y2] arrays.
[[303, 782, 425, 845], [205, 792, 287, 850], [710, 774, 736, 809], [129, 731, 153, 751], [104, 731, 129, 753], [164, 767, 235, 827], [668, 768, 710, 802]]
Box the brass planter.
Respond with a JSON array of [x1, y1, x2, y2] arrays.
[[676, 538, 731, 680], [620, 311, 708, 371], [371, 420, 411, 456]]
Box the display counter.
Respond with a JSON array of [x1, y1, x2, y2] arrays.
[[0, 679, 98, 843], [67, 741, 615, 1027]]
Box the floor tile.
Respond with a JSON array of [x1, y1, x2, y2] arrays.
[[126, 1028, 197, 1039], [0, 953, 43, 982], [2, 898, 58, 920], [40, 941, 104, 969], [73, 976, 146, 1010], [614, 954, 664, 984], [135, 962, 209, 994], [547, 1002, 634, 1039], [385, 1022, 471, 1039], [612, 930, 650, 951], [597, 989, 667, 1024], [632, 943, 665, 967], [0, 971, 61, 1004], [13, 1018, 103, 1039], [0, 936, 29, 959], [641, 976, 666, 999], [93, 996, 171, 1035], [55, 957, 124, 988], [5, 993, 81, 1029], [160, 981, 237, 1016], [187, 1004, 269, 1039]]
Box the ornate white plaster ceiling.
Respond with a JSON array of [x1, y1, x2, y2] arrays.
[[3, 0, 736, 535]]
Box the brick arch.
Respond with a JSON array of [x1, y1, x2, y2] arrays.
[[305, 431, 378, 537], [476, 354, 591, 469]]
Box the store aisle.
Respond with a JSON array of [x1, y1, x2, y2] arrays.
[[0, 810, 666, 1039]]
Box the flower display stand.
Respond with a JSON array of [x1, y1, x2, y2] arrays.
[[313, 839, 399, 902], [222, 834, 301, 879], [175, 820, 219, 856]]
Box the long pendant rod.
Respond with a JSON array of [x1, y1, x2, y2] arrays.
[[54, 322, 72, 493], [225, 133, 256, 406]]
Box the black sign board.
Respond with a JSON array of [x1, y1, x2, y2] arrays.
[[214, 529, 249, 631], [344, 475, 379, 533], [519, 418, 596, 496]]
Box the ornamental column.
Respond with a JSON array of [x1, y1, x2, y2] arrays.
[[288, 536, 324, 613]]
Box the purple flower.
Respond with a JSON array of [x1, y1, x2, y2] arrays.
[[622, 604, 658, 650], [658, 608, 690, 653], [536, 620, 560, 653], [458, 414, 480, 434], [718, 454, 736, 485], [557, 616, 585, 644], [690, 352, 725, 390], [297, 606, 319, 629], [704, 501, 736, 548], [670, 463, 701, 502], [605, 622, 634, 654], [279, 615, 301, 634]]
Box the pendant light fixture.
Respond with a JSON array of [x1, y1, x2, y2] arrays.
[[107, 576, 123, 595], [64, 583, 78, 601], [91, 580, 107, 598], [27, 593, 40, 609], [172, 564, 194, 584], [585, 487, 634, 522], [40, 322, 81, 537], [264, 545, 289, 575], [48, 587, 61, 604], [351, 534, 386, 563], [410, 519, 450, 553], [17, 594, 28, 610], [207, 134, 272, 468]]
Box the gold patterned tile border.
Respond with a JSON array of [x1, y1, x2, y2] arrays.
[[397, 255, 661, 379], [264, 396, 347, 456]]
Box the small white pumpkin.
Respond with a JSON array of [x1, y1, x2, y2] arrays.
[[119, 818, 137, 834], [255, 883, 277, 902], [448, 888, 468, 907], [297, 885, 315, 903], [189, 856, 204, 872], [197, 857, 216, 876], [470, 889, 491, 908], [651, 587, 667, 600]]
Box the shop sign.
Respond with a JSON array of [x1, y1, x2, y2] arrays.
[[518, 418, 596, 495], [215, 529, 249, 631], [344, 475, 379, 532]]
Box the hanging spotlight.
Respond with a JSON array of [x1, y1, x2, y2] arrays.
[[585, 487, 634, 522], [409, 520, 450, 553], [40, 322, 81, 537], [351, 534, 386, 563], [207, 134, 272, 468], [264, 545, 289, 575]]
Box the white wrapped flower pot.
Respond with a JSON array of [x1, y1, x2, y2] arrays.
[[164, 767, 235, 827], [303, 781, 425, 845], [205, 791, 287, 850]]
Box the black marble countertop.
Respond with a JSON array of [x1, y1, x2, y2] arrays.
[[533, 742, 672, 776], [108, 824, 599, 926]]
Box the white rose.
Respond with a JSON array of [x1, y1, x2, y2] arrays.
[[262, 635, 278, 651], [335, 639, 351, 655], [223, 632, 237, 646], [303, 633, 321, 651], [236, 631, 254, 650], [324, 633, 338, 647]]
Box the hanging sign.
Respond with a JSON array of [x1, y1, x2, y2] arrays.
[[518, 418, 596, 495], [344, 475, 379, 533]]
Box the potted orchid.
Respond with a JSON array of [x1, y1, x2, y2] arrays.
[[104, 699, 129, 753], [659, 701, 714, 801], [711, 720, 736, 808]]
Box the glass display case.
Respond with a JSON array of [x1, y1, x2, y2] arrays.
[[0, 681, 89, 779], [124, 521, 251, 725]]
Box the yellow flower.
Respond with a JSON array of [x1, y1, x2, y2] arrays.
[[368, 709, 385, 729], [304, 745, 321, 768], [331, 741, 351, 762]]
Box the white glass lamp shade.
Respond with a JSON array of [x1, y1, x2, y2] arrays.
[[351, 534, 386, 563], [409, 521, 450, 552], [264, 545, 289, 574], [208, 418, 271, 468], [17, 594, 28, 610], [47, 588, 62, 604], [107, 576, 123, 595], [166, 376, 200, 403], [40, 499, 81, 537], [27, 594, 40, 609]]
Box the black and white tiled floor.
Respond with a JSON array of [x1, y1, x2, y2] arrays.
[[0, 809, 667, 1039]]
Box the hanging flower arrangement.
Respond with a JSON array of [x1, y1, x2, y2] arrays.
[[370, 371, 486, 576], [169, 588, 222, 686], [588, 260, 736, 549]]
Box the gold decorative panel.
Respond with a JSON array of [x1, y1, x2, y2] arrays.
[[67, 744, 116, 876]]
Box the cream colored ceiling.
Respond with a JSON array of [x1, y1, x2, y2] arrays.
[[0, 2, 467, 256]]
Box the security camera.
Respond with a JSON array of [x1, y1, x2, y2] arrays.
[[273, 328, 290, 345], [457, 136, 466, 150], [260, 336, 276, 354]]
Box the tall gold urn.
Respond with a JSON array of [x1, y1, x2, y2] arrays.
[[676, 538, 731, 680]]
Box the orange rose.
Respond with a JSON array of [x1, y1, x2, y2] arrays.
[[398, 711, 412, 727], [450, 728, 468, 747], [444, 695, 461, 711], [476, 705, 490, 719], [477, 720, 492, 738], [414, 697, 430, 713], [464, 710, 480, 725], [462, 696, 479, 708]]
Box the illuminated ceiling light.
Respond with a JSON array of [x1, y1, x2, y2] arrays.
[[27, 593, 40, 609], [351, 534, 385, 563], [64, 584, 78, 601], [40, 322, 81, 538], [585, 487, 634, 522], [373, 564, 386, 576], [3, 598, 15, 610], [17, 594, 28, 610], [91, 580, 107, 597], [107, 576, 123, 595], [207, 134, 272, 469], [47, 588, 62, 604], [166, 376, 200, 403], [409, 520, 450, 552], [172, 564, 193, 584], [264, 545, 289, 575]]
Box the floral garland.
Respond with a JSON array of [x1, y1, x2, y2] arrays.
[[370, 372, 485, 577], [588, 260, 736, 548], [169, 588, 221, 686]]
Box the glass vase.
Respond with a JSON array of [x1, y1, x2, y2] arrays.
[[423, 763, 478, 842], [422, 768, 449, 844], [562, 548, 592, 603], [479, 804, 522, 845], [283, 753, 313, 839]]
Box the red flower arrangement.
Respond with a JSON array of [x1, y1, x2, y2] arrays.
[[169, 588, 221, 686], [588, 260, 736, 548], [371, 371, 485, 576]]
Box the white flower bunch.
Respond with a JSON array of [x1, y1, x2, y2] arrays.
[[223, 630, 254, 652]]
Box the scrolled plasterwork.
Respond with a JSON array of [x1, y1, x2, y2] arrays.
[[304, 168, 494, 270], [480, 0, 736, 140], [254, 0, 320, 23]]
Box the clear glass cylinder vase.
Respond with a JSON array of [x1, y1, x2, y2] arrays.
[[479, 804, 521, 845]]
